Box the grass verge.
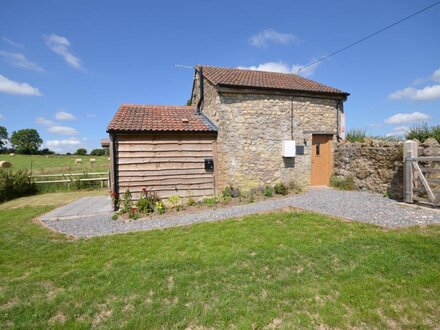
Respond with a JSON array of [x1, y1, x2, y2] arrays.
[[0, 189, 107, 210], [0, 205, 439, 328]]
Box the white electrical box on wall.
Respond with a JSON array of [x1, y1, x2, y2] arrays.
[[282, 140, 296, 157]]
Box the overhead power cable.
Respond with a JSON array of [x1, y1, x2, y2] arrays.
[[297, 1, 440, 74]]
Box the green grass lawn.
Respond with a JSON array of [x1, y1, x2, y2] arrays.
[[0, 154, 109, 175], [0, 206, 439, 328]]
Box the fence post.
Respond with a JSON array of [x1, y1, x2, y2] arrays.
[[404, 150, 413, 203], [403, 140, 417, 203]]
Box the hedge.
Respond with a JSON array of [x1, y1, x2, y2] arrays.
[[0, 169, 37, 203]]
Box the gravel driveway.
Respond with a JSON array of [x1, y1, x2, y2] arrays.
[[40, 188, 440, 237]]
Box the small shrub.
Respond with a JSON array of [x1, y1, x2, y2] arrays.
[[137, 188, 160, 214], [222, 186, 241, 198], [168, 195, 180, 207], [248, 192, 255, 203], [288, 180, 303, 194], [346, 129, 366, 142], [220, 195, 231, 205], [128, 207, 139, 219], [137, 197, 154, 213], [274, 182, 288, 195], [187, 198, 196, 206], [0, 169, 37, 203], [262, 186, 273, 197], [121, 189, 133, 213], [168, 195, 183, 211], [330, 176, 357, 191], [111, 213, 119, 221], [154, 201, 166, 214], [203, 196, 217, 207]]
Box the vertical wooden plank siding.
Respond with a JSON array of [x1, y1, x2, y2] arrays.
[[109, 133, 117, 194], [115, 133, 216, 199]]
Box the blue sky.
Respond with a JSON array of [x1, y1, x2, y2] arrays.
[[0, 0, 439, 153]]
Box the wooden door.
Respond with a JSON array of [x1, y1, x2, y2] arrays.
[[311, 134, 333, 186]]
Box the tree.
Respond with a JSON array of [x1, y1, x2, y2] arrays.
[[0, 126, 8, 150], [40, 148, 55, 155], [75, 148, 87, 156], [10, 129, 42, 154], [90, 148, 105, 156]]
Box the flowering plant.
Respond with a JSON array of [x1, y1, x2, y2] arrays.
[[128, 207, 139, 219], [110, 191, 119, 210]]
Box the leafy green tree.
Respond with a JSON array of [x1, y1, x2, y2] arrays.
[[90, 148, 105, 156], [75, 148, 87, 156], [0, 126, 8, 150], [10, 129, 42, 154]]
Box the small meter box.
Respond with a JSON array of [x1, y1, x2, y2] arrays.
[[282, 141, 296, 157], [204, 159, 214, 171]]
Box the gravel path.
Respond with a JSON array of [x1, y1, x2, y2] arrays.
[[40, 188, 440, 237]]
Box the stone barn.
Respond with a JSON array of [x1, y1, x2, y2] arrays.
[[107, 65, 349, 200]]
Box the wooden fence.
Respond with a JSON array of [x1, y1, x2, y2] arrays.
[[404, 141, 440, 207], [32, 172, 110, 189]]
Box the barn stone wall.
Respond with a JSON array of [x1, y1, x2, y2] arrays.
[[215, 93, 340, 190], [333, 138, 440, 200]]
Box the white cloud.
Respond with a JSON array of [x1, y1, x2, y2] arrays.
[[86, 113, 97, 118], [238, 60, 320, 77], [36, 117, 55, 127], [432, 68, 440, 82], [45, 138, 82, 153], [389, 85, 440, 101], [249, 29, 298, 48], [0, 51, 44, 71], [48, 125, 78, 135], [384, 112, 429, 124], [55, 111, 75, 121], [0, 74, 42, 96], [0, 114, 4, 120], [2, 36, 25, 49], [44, 34, 83, 70], [368, 123, 382, 128], [46, 138, 81, 147], [386, 126, 409, 137]]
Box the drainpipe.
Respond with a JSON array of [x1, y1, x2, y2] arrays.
[[196, 66, 204, 114], [336, 96, 347, 142], [290, 96, 294, 140]]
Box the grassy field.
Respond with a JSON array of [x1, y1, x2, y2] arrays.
[[0, 154, 109, 175], [0, 195, 439, 328]]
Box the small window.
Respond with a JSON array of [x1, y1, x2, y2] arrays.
[[316, 143, 320, 156]]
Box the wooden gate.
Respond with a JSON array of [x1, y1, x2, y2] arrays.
[[404, 152, 440, 207]]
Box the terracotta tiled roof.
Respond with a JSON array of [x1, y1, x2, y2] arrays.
[[199, 65, 348, 95], [107, 104, 217, 132]]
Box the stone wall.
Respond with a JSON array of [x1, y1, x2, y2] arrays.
[[192, 71, 343, 191], [333, 138, 440, 200], [216, 93, 340, 190]]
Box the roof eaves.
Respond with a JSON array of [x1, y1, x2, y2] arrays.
[[216, 83, 350, 97]]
